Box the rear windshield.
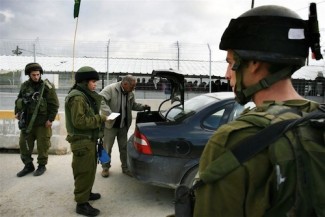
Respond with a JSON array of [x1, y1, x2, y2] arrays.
[[166, 95, 217, 121]]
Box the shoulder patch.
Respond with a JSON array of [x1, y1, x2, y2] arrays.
[[44, 79, 53, 89]]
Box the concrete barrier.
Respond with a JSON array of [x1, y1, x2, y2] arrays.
[[2, 95, 323, 154], [0, 111, 69, 155], [0, 99, 167, 155]]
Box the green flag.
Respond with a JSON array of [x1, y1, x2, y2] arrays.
[[74, 0, 81, 18]]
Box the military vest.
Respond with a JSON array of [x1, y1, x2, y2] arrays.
[[15, 79, 53, 126], [197, 100, 325, 216], [65, 89, 101, 142], [237, 101, 325, 216]]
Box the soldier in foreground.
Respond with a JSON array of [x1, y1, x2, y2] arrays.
[[194, 3, 324, 217]]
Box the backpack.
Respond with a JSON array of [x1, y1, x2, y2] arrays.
[[237, 104, 325, 216], [174, 103, 325, 217]]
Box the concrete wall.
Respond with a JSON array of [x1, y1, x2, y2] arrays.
[[0, 111, 68, 155], [0, 99, 166, 155]]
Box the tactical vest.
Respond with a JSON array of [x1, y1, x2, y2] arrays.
[[196, 100, 325, 216], [15, 79, 53, 126], [236, 101, 325, 217], [65, 89, 100, 142]]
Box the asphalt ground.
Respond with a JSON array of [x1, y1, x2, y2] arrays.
[[0, 131, 175, 217], [0, 93, 176, 217]]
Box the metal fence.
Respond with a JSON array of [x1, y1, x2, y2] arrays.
[[0, 71, 324, 98], [1, 39, 324, 100]]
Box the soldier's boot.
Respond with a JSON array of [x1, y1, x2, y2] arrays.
[[76, 202, 100, 216], [89, 192, 101, 201], [122, 168, 133, 177], [17, 162, 35, 177], [33, 164, 46, 176]]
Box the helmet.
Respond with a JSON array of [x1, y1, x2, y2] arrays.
[[25, 63, 43, 75], [219, 4, 323, 105], [219, 5, 320, 66], [75, 66, 99, 83]]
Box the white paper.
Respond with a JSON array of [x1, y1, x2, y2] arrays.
[[107, 112, 120, 120]]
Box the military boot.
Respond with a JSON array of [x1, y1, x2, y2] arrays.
[[89, 192, 101, 201], [33, 164, 46, 176], [76, 202, 100, 216], [17, 162, 35, 177]]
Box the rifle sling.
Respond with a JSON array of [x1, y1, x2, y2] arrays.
[[232, 109, 325, 164], [26, 81, 46, 134]]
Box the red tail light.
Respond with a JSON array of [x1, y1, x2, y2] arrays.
[[133, 128, 152, 155]]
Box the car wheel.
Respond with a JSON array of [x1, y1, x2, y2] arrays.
[[181, 166, 198, 188]]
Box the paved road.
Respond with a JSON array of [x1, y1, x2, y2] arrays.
[[0, 148, 175, 217], [0, 115, 175, 217], [0, 92, 180, 217]]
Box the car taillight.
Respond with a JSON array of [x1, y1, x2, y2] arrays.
[[133, 128, 152, 155]]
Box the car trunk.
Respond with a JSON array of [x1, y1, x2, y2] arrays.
[[135, 69, 185, 125], [135, 110, 164, 123]]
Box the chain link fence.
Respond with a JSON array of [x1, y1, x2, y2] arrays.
[[1, 38, 324, 101]]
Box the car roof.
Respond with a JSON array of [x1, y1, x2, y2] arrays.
[[200, 92, 256, 110], [202, 91, 235, 100]]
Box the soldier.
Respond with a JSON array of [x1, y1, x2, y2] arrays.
[[194, 4, 323, 217], [65, 66, 108, 216], [15, 62, 59, 177]]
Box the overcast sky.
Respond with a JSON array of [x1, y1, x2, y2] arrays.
[[0, 0, 325, 65], [1, 0, 324, 43]]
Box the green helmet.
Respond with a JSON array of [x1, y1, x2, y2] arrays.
[[25, 63, 43, 75], [219, 4, 323, 104], [75, 66, 99, 83]]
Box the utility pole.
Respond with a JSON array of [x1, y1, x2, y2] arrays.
[[12, 46, 22, 56], [251, 0, 255, 8], [107, 39, 110, 86], [11, 46, 23, 87], [33, 43, 36, 62], [177, 41, 180, 71], [207, 43, 212, 93], [33, 37, 39, 62]]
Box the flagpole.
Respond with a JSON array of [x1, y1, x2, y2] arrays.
[[72, 17, 79, 83], [73, 0, 81, 84]]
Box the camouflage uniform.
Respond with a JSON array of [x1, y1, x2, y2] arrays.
[[194, 100, 320, 217], [193, 3, 323, 217], [15, 78, 59, 166]]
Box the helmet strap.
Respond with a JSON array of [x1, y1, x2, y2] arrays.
[[233, 51, 294, 105], [242, 66, 294, 102], [234, 69, 248, 105], [233, 53, 250, 105]]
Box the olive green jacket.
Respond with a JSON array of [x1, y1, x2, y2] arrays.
[[15, 78, 59, 126], [65, 83, 106, 142], [194, 99, 319, 217]]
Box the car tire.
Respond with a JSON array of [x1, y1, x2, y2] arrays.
[[181, 166, 198, 188]]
